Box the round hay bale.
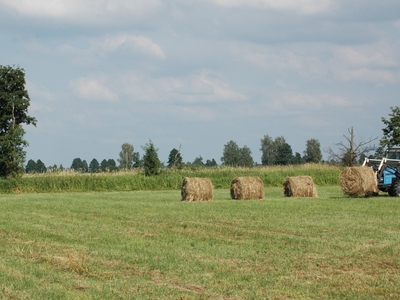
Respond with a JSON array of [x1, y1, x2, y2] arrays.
[[181, 177, 213, 202], [283, 176, 318, 197], [230, 176, 264, 200], [339, 166, 378, 197]]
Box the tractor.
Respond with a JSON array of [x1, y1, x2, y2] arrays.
[[363, 146, 400, 196]]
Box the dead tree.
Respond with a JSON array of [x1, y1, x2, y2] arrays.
[[325, 127, 377, 166]]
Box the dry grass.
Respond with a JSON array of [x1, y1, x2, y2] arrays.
[[283, 176, 318, 197], [230, 176, 264, 200], [181, 177, 213, 201], [339, 166, 379, 196]]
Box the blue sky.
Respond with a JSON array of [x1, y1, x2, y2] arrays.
[[1, 0, 399, 167]]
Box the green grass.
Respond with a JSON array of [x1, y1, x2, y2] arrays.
[[0, 164, 343, 193], [1, 187, 400, 299]]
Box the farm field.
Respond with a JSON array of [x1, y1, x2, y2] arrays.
[[1, 186, 400, 299]]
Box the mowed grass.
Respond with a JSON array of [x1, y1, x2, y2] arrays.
[[1, 187, 400, 299]]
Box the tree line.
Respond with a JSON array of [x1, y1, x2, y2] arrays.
[[1, 65, 400, 178]]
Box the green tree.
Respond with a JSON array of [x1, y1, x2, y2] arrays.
[[118, 143, 134, 170], [142, 140, 161, 176], [292, 152, 303, 164], [205, 158, 217, 167], [25, 159, 37, 173], [373, 145, 386, 158], [260, 135, 292, 165], [0, 65, 37, 178], [133, 152, 141, 168], [89, 158, 100, 173], [71, 158, 85, 172], [167, 148, 183, 169], [192, 156, 204, 166], [36, 159, 47, 173], [239, 145, 254, 167], [303, 138, 322, 163], [107, 158, 118, 171], [260, 135, 274, 165], [221, 140, 241, 166], [380, 106, 400, 148], [100, 159, 109, 172], [221, 141, 254, 167], [275, 142, 293, 165]]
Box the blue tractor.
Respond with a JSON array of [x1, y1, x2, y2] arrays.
[[363, 146, 400, 197]]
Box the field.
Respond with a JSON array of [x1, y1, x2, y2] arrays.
[[0, 164, 341, 194], [1, 184, 400, 299]]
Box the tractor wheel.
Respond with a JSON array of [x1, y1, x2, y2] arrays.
[[389, 178, 400, 197]]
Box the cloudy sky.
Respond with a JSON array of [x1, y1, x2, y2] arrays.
[[1, 0, 399, 167]]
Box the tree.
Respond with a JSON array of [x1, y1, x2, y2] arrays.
[[168, 148, 183, 169], [118, 143, 134, 170], [292, 152, 303, 164], [132, 152, 141, 168], [303, 138, 322, 163], [275, 142, 293, 165], [260, 135, 274, 165], [239, 145, 254, 167], [36, 159, 47, 173], [205, 158, 218, 167], [100, 159, 109, 172], [380, 106, 400, 148], [373, 145, 386, 159], [221, 140, 241, 166], [142, 140, 161, 176], [82, 160, 88, 173], [325, 127, 377, 167], [192, 156, 204, 166], [221, 141, 254, 167], [71, 158, 85, 172], [260, 135, 293, 165], [107, 158, 118, 171], [25, 159, 37, 173], [89, 158, 100, 173], [0, 65, 37, 178]]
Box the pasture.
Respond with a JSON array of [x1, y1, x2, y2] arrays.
[[1, 186, 400, 299]]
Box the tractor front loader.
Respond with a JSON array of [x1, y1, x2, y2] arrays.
[[363, 146, 400, 197]]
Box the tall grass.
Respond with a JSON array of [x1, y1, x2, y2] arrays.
[[0, 164, 343, 194]]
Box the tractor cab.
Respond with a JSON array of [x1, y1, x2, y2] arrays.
[[363, 146, 400, 196], [386, 146, 400, 160]]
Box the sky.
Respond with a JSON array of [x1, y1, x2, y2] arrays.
[[1, 0, 400, 167]]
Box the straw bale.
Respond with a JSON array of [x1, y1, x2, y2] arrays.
[[181, 177, 213, 201], [339, 166, 378, 196], [283, 176, 318, 197], [230, 176, 264, 200]]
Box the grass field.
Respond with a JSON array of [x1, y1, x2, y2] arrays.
[[1, 186, 400, 299], [0, 164, 343, 193]]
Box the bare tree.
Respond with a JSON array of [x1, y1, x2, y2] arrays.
[[325, 127, 377, 166]]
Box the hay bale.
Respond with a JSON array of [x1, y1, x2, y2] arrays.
[[339, 166, 378, 196], [230, 176, 264, 200], [181, 177, 213, 201], [283, 176, 318, 197]]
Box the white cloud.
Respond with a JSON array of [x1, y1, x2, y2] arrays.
[[206, 0, 332, 14], [121, 70, 245, 103], [277, 92, 351, 110], [337, 68, 396, 84], [91, 34, 164, 58], [331, 43, 399, 84], [69, 76, 119, 102], [26, 81, 55, 112], [336, 45, 397, 68], [64, 34, 165, 60], [1, 0, 67, 17], [0, 0, 161, 19]]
